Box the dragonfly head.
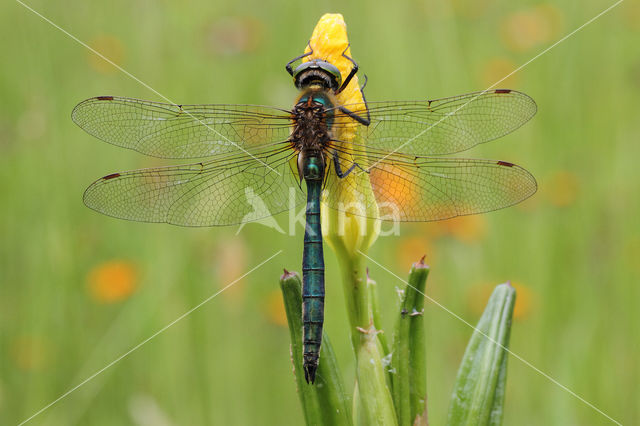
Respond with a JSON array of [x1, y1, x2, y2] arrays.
[[293, 59, 342, 92]]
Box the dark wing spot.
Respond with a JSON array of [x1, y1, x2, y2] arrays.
[[96, 96, 114, 101], [102, 172, 121, 180], [497, 161, 515, 167], [494, 89, 512, 94]]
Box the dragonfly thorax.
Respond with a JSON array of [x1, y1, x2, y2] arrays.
[[290, 89, 334, 153], [290, 89, 335, 182]]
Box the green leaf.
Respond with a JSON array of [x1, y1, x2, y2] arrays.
[[391, 257, 429, 426], [447, 282, 516, 426], [279, 270, 352, 426], [356, 332, 398, 426]]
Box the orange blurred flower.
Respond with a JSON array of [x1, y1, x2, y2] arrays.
[[369, 163, 420, 214], [452, 0, 490, 19], [511, 282, 534, 319], [264, 290, 288, 327], [87, 260, 138, 303], [396, 237, 432, 268], [441, 215, 487, 243], [480, 57, 519, 88], [467, 281, 534, 320], [515, 191, 541, 212], [416, 221, 449, 240], [87, 35, 124, 74], [624, 237, 640, 273], [544, 170, 580, 207], [10, 335, 52, 371], [624, 1, 640, 30], [214, 237, 248, 302], [501, 5, 563, 52], [17, 107, 47, 141], [203, 16, 264, 56]]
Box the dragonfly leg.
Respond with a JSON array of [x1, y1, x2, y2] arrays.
[[333, 150, 369, 179], [360, 73, 368, 91], [336, 44, 358, 94], [285, 42, 314, 76], [288, 157, 304, 189], [338, 105, 370, 126], [337, 70, 371, 126], [322, 155, 331, 187]]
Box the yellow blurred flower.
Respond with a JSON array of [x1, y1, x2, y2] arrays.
[[87, 260, 138, 303], [467, 281, 534, 320], [10, 335, 52, 371], [501, 5, 563, 52], [264, 290, 288, 327], [87, 35, 124, 74], [480, 57, 519, 88], [203, 16, 264, 56], [544, 170, 580, 207]]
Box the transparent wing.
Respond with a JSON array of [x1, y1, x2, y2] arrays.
[[325, 147, 537, 222], [72, 96, 293, 159], [83, 144, 304, 226], [329, 89, 536, 156]]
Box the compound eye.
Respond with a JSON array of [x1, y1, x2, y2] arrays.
[[292, 60, 342, 90], [323, 63, 342, 90], [292, 62, 313, 88]]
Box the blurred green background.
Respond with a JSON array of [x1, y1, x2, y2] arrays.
[[1, 0, 639, 424]]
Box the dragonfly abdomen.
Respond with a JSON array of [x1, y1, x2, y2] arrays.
[[301, 154, 325, 384]]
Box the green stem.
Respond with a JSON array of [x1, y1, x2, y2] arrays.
[[367, 270, 390, 357], [337, 252, 369, 349], [335, 252, 397, 426], [367, 271, 393, 390], [280, 270, 351, 426]]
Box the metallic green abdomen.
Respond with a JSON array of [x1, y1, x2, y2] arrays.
[[301, 155, 325, 384]]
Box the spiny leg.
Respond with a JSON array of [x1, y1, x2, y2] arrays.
[[336, 44, 358, 95], [322, 154, 332, 188], [338, 104, 371, 126], [285, 42, 314, 76], [332, 150, 369, 179], [360, 73, 369, 91], [288, 154, 304, 189], [337, 72, 371, 126]]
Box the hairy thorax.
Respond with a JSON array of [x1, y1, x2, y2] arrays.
[[289, 87, 336, 154]]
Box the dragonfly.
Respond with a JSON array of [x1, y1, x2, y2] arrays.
[[73, 48, 537, 384]]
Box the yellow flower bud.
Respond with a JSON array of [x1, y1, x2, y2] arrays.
[[303, 13, 380, 258]]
